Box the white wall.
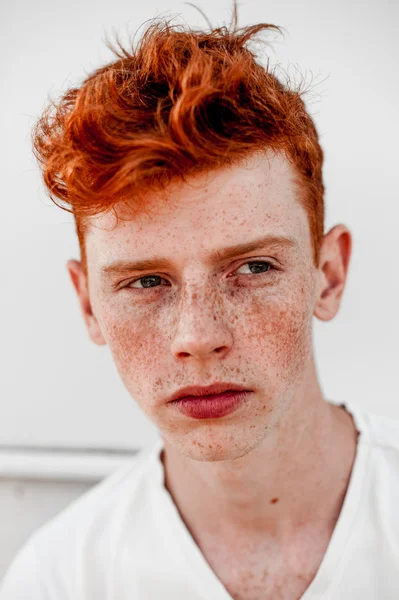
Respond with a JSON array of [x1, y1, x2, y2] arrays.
[[1, 0, 398, 452]]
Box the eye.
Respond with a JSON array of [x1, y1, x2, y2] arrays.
[[234, 260, 275, 276], [123, 260, 276, 291], [126, 275, 169, 289]]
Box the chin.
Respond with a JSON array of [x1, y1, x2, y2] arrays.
[[166, 426, 265, 463]]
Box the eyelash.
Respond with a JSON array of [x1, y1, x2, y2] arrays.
[[121, 260, 277, 290]]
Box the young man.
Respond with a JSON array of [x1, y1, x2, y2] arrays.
[[1, 8, 398, 600]]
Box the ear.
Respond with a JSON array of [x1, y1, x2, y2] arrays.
[[313, 224, 352, 322], [66, 260, 107, 345]]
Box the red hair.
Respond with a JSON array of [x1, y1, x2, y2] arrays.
[[32, 7, 325, 277]]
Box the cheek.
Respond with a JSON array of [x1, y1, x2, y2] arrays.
[[97, 304, 165, 386], [240, 290, 313, 378]]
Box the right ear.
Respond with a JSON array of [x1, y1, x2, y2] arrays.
[[66, 259, 107, 346]]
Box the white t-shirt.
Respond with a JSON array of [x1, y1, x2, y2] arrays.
[[1, 400, 399, 599]]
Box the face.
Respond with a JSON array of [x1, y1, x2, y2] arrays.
[[67, 151, 349, 462]]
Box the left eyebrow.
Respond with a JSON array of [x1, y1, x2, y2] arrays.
[[100, 233, 298, 277]]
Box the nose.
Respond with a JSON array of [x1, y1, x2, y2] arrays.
[[170, 285, 233, 361]]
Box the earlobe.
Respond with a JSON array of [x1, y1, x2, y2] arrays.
[[87, 320, 107, 346], [66, 259, 107, 346]]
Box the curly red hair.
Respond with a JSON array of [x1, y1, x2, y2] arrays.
[[32, 8, 325, 277]]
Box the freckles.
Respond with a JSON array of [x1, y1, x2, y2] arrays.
[[242, 292, 311, 374], [101, 308, 163, 375]]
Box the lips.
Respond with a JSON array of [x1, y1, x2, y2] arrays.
[[168, 382, 251, 403]]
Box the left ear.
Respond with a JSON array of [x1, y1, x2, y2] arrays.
[[313, 224, 352, 322]]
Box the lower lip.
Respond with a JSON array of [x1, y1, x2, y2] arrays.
[[170, 391, 251, 419]]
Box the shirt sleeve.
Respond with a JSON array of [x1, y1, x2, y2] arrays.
[[0, 541, 51, 600]]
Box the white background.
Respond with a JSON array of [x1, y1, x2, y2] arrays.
[[1, 0, 398, 451]]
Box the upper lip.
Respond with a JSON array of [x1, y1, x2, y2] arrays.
[[168, 382, 251, 403]]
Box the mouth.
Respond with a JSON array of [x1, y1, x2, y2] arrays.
[[168, 385, 253, 419], [167, 382, 252, 404]]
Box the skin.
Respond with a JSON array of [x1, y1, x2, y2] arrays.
[[67, 150, 358, 598]]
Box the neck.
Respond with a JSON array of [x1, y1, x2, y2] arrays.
[[160, 373, 358, 543]]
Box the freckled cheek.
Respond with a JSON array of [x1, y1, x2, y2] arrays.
[[97, 304, 166, 385], [239, 294, 312, 376]]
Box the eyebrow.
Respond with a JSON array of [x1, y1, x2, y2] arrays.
[[100, 234, 298, 277]]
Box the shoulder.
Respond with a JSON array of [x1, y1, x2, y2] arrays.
[[339, 399, 399, 451], [352, 402, 399, 455], [345, 400, 399, 498], [365, 410, 399, 453], [0, 438, 163, 597], [335, 399, 399, 497], [347, 401, 399, 550], [362, 407, 399, 486], [31, 442, 155, 545]]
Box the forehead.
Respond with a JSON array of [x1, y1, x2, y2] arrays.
[[85, 151, 309, 266]]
